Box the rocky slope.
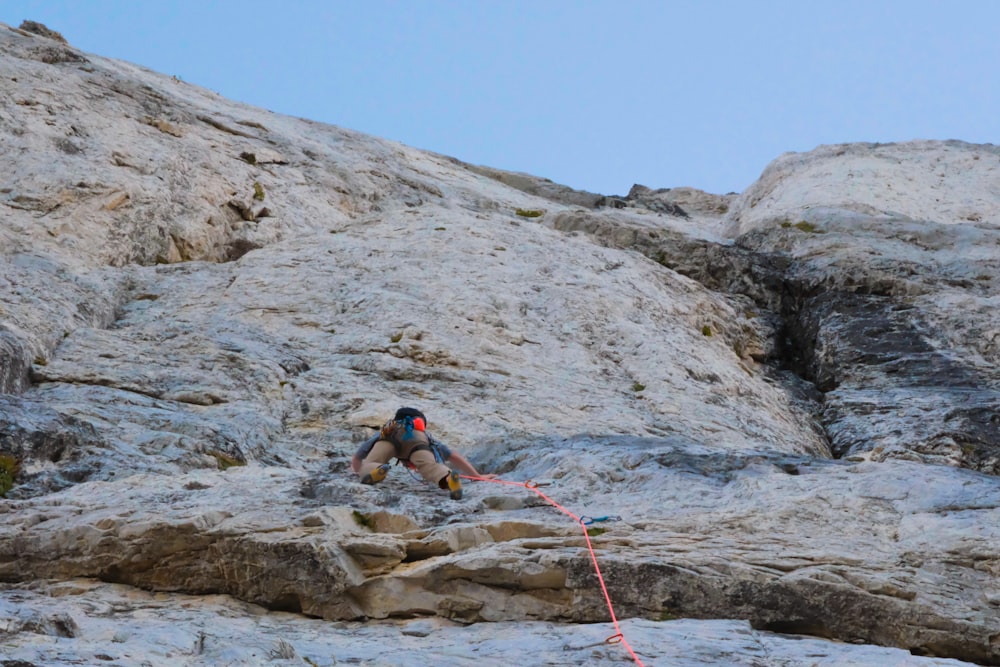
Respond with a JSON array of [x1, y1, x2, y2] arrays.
[[1, 21, 998, 667]]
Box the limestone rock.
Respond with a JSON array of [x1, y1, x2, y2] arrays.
[[723, 141, 1000, 472], [0, 21, 998, 667]]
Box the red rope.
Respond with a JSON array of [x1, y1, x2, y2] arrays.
[[462, 475, 646, 666]]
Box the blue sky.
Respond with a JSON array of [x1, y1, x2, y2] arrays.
[[4, 1, 999, 195]]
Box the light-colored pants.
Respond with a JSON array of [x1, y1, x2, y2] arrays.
[[358, 439, 451, 486]]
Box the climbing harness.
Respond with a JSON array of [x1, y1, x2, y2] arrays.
[[461, 474, 647, 666], [399, 442, 448, 481]]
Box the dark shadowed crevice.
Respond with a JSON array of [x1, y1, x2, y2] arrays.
[[777, 281, 1000, 467], [754, 619, 833, 638], [0, 395, 107, 498], [269, 593, 304, 614], [0, 325, 32, 395], [545, 210, 999, 471]]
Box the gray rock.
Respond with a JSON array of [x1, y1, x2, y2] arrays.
[[0, 21, 997, 667]]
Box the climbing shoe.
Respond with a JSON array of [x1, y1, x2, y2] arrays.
[[361, 463, 391, 485], [445, 471, 462, 500]]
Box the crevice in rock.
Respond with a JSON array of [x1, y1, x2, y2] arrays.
[[32, 374, 166, 402], [0, 325, 33, 395], [224, 238, 263, 262], [545, 211, 831, 445], [268, 593, 304, 614], [776, 278, 1000, 467], [544, 211, 1000, 471], [0, 395, 106, 498], [401, 550, 437, 564], [651, 448, 823, 482], [754, 618, 833, 638], [197, 114, 258, 139], [0, 259, 128, 397], [778, 288, 969, 392]]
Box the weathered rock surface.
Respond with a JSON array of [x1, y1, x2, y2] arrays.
[[1, 21, 998, 667], [725, 141, 1000, 472], [1, 580, 980, 667]]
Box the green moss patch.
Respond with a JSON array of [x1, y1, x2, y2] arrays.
[[0, 454, 19, 497]]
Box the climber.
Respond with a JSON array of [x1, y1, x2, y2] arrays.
[[351, 407, 496, 500]]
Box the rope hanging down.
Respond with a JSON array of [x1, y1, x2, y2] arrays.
[[461, 474, 647, 667]]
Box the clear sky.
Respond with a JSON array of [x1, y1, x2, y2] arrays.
[[3, 1, 999, 196]]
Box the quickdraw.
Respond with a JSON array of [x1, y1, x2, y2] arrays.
[[580, 515, 622, 526]]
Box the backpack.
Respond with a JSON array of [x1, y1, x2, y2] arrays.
[[380, 407, 427, 443]]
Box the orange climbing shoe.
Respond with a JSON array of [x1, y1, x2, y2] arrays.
[[361, 463, 391, 485], [445, 471, 462, 500]]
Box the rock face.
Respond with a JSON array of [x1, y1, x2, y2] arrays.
[[726, 142, 1000, 473], [0, 21, 998, 667]]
